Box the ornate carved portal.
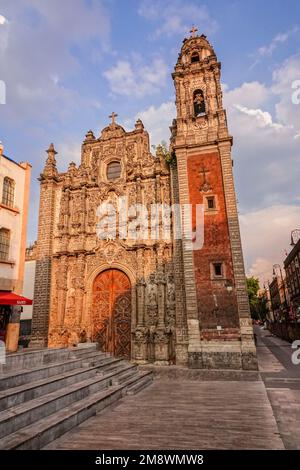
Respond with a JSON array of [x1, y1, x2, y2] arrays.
[[92, 269, 131, 359]]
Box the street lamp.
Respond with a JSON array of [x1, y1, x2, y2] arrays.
[[290, 229, 300, 246], [267, 280, 276, 322], [273, 263, 288, 321]]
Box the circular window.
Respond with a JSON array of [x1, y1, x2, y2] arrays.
[[107, 161, 121, 181]]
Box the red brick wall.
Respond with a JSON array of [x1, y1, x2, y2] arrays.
[[187, 152, 240, 339]]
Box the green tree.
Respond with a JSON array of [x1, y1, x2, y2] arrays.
[[246, 277, 268, 321], [247, 276, 259, 320]]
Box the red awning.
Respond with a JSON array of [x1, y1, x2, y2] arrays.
[[0, 292, 33, 306]]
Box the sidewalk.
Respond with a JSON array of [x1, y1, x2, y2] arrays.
[[256, 326, 300, 449]]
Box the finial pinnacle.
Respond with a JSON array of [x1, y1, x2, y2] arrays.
[[46, 143, 57, 155]]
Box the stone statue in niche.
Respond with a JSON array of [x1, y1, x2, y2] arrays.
[[146, 273, 157, 306], [165, 272, 176, 363], [193, 89, 206, 116], [59, 193, 69, 228], [146, 273, 158, 326], [65, 278, 76, 327], [88, 206, 95, 225], [166, 273, 175, 304]]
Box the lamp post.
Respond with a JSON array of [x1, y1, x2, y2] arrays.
[[266, 281, 274, 322], [290, 229, 300, 246], [273, 264, 288, 322]]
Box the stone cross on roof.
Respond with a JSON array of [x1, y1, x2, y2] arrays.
[[109, 112, 118, 125], [190, 25, 198, 37]]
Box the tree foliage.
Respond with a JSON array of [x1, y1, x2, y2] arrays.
[[246, 277, 268, 321], [152, 141, 176, 167]]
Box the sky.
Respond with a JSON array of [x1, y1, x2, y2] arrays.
[[0, 0, 300, 285]]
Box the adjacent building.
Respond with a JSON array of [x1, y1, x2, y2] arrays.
[[284, 238, 300, 321], [269, 276, 289, 321], [20, 242, 37, 340], [0, 142, 31, 351]]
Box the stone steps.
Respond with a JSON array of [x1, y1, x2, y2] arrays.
[[0, 362, 137, 439], [0, 344, 153, 449], [2, 343, 98, 373], [0, 350, 105, 391], [0, 356, 124, 411], [0, 371, 152, 450]]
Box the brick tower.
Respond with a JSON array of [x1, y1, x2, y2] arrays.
[[171, 29, 257, 369]]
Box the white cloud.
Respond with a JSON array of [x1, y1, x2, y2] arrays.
[[223, 81, 270, 109], [138, 0, 218, 38], [223, 59, 300, 280], [258, 27, 298, 58], [104, 57, 168, 97], [223, 70, 300, 211], [0, 0, 110, 122], [240, 205, 300, 284], [58, 140, 81, 169], [0, 14, 8, 25], [234, 105, 284, 130], [250, 26, 299, 68], [272, 54, 300, 131], [135, 101, 176, 145]]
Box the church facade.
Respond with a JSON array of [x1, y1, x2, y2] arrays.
[[31, 32, 257, 370]]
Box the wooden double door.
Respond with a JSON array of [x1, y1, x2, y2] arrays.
[[92, 269, 131, 359]]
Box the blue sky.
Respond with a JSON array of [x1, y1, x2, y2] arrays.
[[0, 0, 300, 283]]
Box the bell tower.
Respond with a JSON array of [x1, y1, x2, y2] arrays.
[[171, 29, 257, 370]]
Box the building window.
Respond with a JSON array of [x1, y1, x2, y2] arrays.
[[0, 229, 10, 261], [2, 177, 15, 207], [213, 262, 223, 277], [107, 161, 121, 181], [191, 52, 200, 63], [206, 196, 216, 210]]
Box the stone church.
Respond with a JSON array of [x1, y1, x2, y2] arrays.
[[31, 31, 257, 370]]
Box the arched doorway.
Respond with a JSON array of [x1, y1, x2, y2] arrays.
[[92, 269, 131, 359]]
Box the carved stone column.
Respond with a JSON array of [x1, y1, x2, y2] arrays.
[[57, 255, 68, 327], [75, 254, 86, 333], [154, 329, 170, 365], [136, 276, 146, 326], [157, 269, 166, 328], [133, 327, 149, 364]]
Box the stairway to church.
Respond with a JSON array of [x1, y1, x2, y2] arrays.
[[0, 343, 152, 450]]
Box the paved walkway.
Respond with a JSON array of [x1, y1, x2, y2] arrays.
[[45, 328, 300, 450], [256, 326, 300, 449], [46, 369, 283, 450]]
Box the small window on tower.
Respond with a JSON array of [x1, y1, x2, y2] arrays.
[[213, 263, 223, 277], [107, 161, 121, 181], [191, 52, 200, 63], [206, 196, 216, 210]]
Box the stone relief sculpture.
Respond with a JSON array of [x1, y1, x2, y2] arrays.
[[42, 113, 180, 365]]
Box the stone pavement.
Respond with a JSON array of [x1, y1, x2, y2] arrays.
[[45, 327, 300, 450], [46, 375, 283, 450], [256, 326, 300, 450]]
